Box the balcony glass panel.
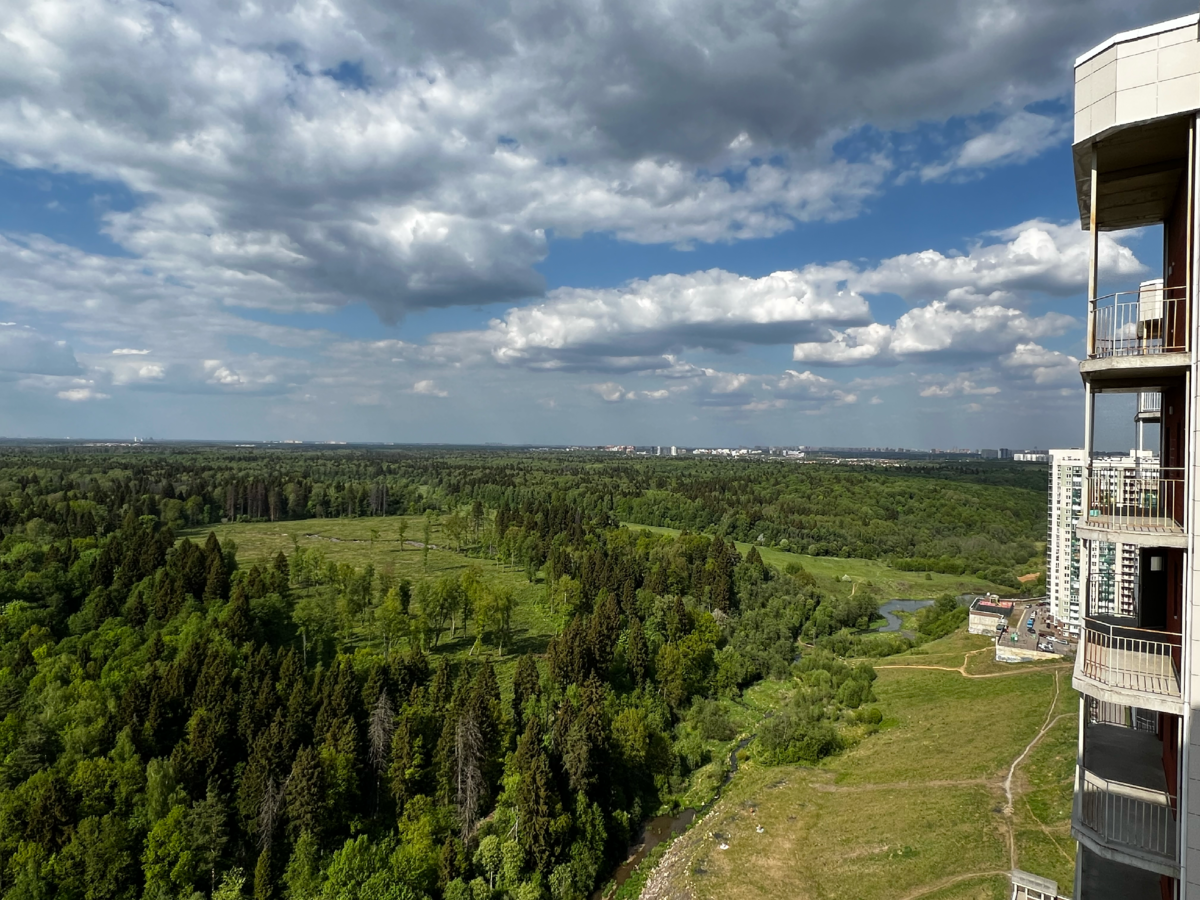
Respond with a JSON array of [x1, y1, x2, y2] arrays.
[[1090, 282, 1186, 359]]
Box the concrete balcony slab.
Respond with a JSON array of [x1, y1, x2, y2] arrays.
[[1072, 640, 1183, 717], [1079, 352, 1190, 390], [1076, 522, 1187, 548], [1084, 722, 1167, 792]]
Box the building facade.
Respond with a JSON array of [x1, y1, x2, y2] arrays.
[[1048, 449, 1085, 634], [1063, 13, 1200, 899], [968, 598, 1013, 635], [1015, 451, 1051, 463], [1048, 450, 1151, 635]]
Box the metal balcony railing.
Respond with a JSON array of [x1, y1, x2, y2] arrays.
[[1090, 282, 1187, 359], [1085, 697, 1158, 732], [1080, 618, 1181, 700], [1084, 573, 1137, 624], [1087, 465, 1184, 534], [1137, 391, 1161, 415], [1078, 767, 1177, 863]]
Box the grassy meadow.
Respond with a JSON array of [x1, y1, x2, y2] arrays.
[[181, 514, 555, 688], [623, 523, 1020, 600], [640, 631, 1077, 900]]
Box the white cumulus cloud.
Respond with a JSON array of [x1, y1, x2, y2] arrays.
[[794, 301, 1076, 365], [429, 269, 870, 373], [921, 110, 1070, 181], [0, 324, 82, 376], [57, 387, 109, 401], [411, 380, 449, 398]]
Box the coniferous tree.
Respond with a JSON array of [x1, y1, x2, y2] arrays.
[[389, 707, 425, 815], [626, 616, 649, 687], [563, 677, 608, 802], [190, 783, 230, 897], [204, 552, 231, 602], [368, 687, 395, 813], [238, 712, 289, 839], [224, 581, 253, 645], [588, 593, 621, 675], [254, 847, 273, 900], [511, 654, 541, 736], [513, 716, 564, 873]]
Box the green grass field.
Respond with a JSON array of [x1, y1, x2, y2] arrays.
[[642, 630, 1077, 900], [182, 516, 556, 688], [622, 523, 1017, 600]]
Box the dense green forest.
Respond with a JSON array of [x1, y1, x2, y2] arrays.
[[0, 448, 920, 900], [0, 447, 1044, 586]]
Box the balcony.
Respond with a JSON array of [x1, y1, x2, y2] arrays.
[[1084, 573, 1135, 620], [1010, 869, 1067, 900], [1081, 282, 1189, 387], [1078, 465, 1184, 547], [1076, 846, 1167, 900], [1073, 719, 1178, 876], [1073, 618, 1182, 714], [1135, 391, 1161, 423], [1077, 770, 1176, 875]]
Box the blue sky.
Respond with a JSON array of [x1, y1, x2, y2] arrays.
[[0, 0, 1191, 447]]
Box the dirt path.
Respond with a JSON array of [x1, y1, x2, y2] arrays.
[[879, 653, 1071, 871], [1000, 670, 1067, 869], [894, 870, 1011, 900], [301, 532, 441, 550], [812, 777, 991, 793], [875, 646, 1071, 679]]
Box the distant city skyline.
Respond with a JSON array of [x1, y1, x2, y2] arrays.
[[0, 1, 1194, 445]]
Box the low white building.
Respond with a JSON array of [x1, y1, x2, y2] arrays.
[[968, 598, 1013, 635]]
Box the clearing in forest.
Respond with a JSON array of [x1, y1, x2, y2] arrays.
[[181, 515, 555, 683], [621, 523, 1018, 600]]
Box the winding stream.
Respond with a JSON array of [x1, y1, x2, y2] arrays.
[[596, 733, 758, 898], [874, 599, 933, 633]]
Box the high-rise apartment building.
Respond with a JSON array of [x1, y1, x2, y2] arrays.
[[1048, 448, 1086, 633], [1060, 13, 1200, 898], [1048, 449, 1155, 636]]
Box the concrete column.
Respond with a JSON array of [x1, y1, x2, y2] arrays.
[[1087, 147, 1099, 359], [1184, 114, 1199, 900]]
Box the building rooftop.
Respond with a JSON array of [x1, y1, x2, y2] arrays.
[[1076, 13, 1199, 66], [971, 599, 1014, 617], [1073, 15, 1200, 230]]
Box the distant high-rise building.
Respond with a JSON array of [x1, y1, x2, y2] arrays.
[[999, 448, 1012, 460], [980, 448, 999, 459], [1049, 449, 1154, 638], [670, 446, 677, 456], [1013, 451, 1049, 463], [1048, 448, 1085, 634]]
